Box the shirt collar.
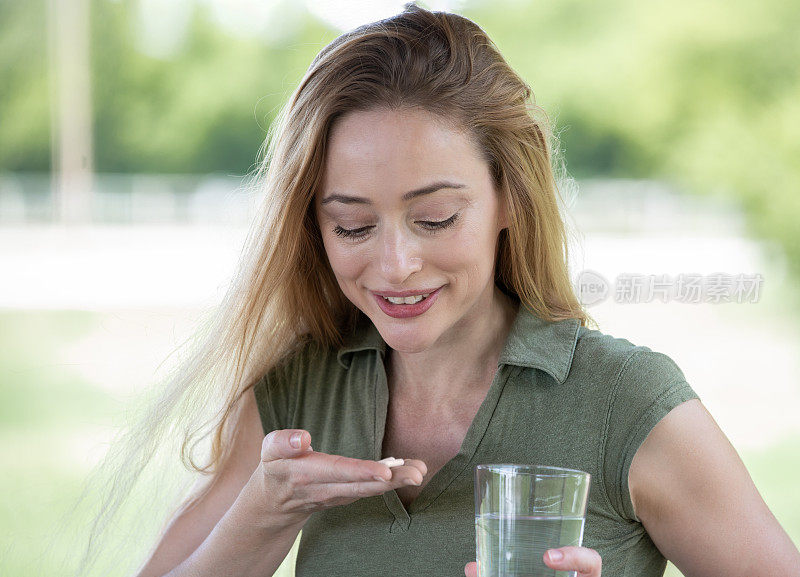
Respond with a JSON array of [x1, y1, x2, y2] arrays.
[[336, 305, 581, 384], [336, 313, 386, 368]]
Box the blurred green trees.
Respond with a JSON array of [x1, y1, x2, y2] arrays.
[[471, 0, 800, 275], [87, 0, 336, 174], [1, 0, 798, 271], [0, 0, 52, 171]]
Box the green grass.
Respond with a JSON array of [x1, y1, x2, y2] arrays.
[[1, 310, 797, 576], [0, 309, 116, 430], [0, 310, 123, 575], [743, 436, 800, 539]]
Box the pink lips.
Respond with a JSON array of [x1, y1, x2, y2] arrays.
[[373, 286, 442, 319]]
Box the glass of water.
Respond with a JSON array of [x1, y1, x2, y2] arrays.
[[474, 464, 591, 577]]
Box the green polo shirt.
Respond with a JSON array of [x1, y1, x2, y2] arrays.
[[254, 304, 699, 577]]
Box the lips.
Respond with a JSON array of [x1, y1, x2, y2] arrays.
[[373, 288, 442, 298], [372, 286, 442, 319]]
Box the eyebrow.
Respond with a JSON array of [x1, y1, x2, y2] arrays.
[[320, 181, 466, 205]]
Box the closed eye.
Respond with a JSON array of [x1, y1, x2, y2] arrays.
[[332, 225, 373, 239], [332, 213, 460, 240], [417, 213, 459, 231]]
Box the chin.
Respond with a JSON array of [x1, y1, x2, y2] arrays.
[[384, 338, 433, 355], [373, 318, 438, 353]]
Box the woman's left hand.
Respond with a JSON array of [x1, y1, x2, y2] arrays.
[[464, 546, 602, 577]]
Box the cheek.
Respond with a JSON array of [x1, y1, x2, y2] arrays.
[[444, 224, 500, 292], [322, 236, 368, 284], [438, 220, 498, 270]]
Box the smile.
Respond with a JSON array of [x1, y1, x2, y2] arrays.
[[372, 287, 442, 319], [381, 293, 430, 305]]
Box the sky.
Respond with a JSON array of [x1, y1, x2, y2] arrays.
[[134, 0, 468, 58]]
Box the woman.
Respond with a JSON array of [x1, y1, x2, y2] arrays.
[[108, 5, 798, 577]]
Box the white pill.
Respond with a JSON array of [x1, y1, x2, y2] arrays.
[[378, 457, 405, 468]]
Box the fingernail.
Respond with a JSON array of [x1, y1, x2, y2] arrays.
[[547, 550, 563, 562], [404, 478, 421, 486], [373, 475, 388, 482], [290, 432, 303, 448]]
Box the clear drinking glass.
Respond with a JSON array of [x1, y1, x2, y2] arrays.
[[474, 464, 591, 577]]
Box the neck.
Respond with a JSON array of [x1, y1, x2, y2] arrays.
[[386, 287, 518, 404]]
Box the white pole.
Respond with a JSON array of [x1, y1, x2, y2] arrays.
[[50, 0, 94, 225]]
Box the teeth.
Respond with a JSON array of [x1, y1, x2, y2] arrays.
[[383, 293, 430, 305]]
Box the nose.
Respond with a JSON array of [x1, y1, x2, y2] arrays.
[[379, 227, 423, 284]]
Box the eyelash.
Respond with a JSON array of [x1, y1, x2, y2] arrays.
[[333, 213, 460, 239]]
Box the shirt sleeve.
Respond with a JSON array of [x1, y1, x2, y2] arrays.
[[602, 348, 700, 522]]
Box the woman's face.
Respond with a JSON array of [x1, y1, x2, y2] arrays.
[[314, 107, 508, 353]]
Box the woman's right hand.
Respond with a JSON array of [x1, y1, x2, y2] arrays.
[[254, 428, 427, 527]]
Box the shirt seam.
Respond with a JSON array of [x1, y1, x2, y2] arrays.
[[287, 349, 301, 429], [558, 318, 581, 382], [252, 375, 271, 435], [373, 351, 380, 461], [598, 347, 646, 520], [617, 380, 693, 521]]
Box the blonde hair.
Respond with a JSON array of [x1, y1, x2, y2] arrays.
[[78, 3, 592, 573]]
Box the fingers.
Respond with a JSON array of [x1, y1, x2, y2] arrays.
[[311, 457, 425, 486], [261, 430, 428, 482], [289, 451, 426, 485], [544, 546, 602, 577], [317, 473, 419, 502], [261, 429, 312, 462], [403, 458, 428, 478], [296, 453, 427, 505], [381, 459, 425, 485], [260, 431, 430, 506], [467, 547, 601, 577], [262, 435, 423, 485], [311, 457, 426, 505]]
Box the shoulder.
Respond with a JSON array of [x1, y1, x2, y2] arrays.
[[573, 324, 645, 369], [571, 325, 688, 392], [504, 309, 687, 392]]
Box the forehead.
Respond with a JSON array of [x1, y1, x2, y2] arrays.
[[319, 107, 490, 202]]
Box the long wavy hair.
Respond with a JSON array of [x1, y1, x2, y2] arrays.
[[77, 3, 592, 574]]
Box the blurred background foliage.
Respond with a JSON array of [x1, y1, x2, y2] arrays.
[[2, 0, 799, 275]]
